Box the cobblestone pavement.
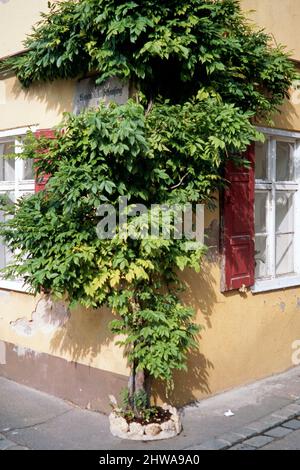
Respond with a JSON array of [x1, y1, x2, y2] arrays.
[[1, 367, 300, 450], [187, 403, 300, 450], [2, 412, 300, 450], [0, 433, 29, 450], [230, 415, 300, 450]]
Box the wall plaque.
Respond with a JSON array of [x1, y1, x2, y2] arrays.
[[73, 76, 129, 114]]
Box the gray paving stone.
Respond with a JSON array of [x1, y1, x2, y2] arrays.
[[199, 439, 229, 450], [287, 403, 300, 412], [7, 446, 29, 450], [282, 419, 300, 430], [244, 414, 283, 434], [185, 445, 208, 451], [261, 414, 285, 428], [243, 435, 274, 448], [283, 404, 300, 414], [0, 439, 15, 450], [230, 443, 256, 450], [218, 432, 245, 446], [247, 420, 271, 433], [235, 427, 258, 439], [265, 426, 293, 438], [260, 429, 300, 450], [272, 404, 300, 420], [2, 370, 300, 450]]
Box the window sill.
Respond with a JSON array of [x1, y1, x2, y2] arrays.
[[252, 275, 300, 293], [0, 279, 31, 294]]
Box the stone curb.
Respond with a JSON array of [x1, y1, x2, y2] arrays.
[[185, 402, 300, 450], [0, 438, 15, 450]]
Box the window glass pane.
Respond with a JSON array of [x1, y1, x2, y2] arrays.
[[255, 235, 268, 279], [0, 142, 15, 181], [255, 140, 268, 180], [0, 134, 33, 277], [255, 192, 268, 233], [4, 245, 14, 267], [276, 192, 294, 233], [0, 202, 5, 269], [276, 234, 294, 275], [276, 141, 294, 181], [0, 244, 5, 270], [0, 191, 15, 269], [23, 159, 34, 180]]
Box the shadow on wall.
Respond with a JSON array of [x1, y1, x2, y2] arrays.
[[256, 86, 300, 133], [47, 257, 219, 407], [50, 304, 116, 365], [151, 255, 218, 406], [182, 258, 218, 330], [48, 210, 220, 406], [153, 260, 218, 406], [8, 75, 76, 118], [153, 350, 214, 407]]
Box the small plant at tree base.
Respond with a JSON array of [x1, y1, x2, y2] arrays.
[[111, 388, 168, 425], [0, 0, 296, 412]]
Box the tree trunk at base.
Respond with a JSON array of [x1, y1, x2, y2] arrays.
[[128, 298, 151, 413], [128, 364, 153, 413], [128, 359, 147, 415], [135, 368, 145, 392], [144, 373, 152, 408]]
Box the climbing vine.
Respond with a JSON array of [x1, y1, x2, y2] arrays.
[[0, 0, 295, 115], [0, 0, 296, 411]]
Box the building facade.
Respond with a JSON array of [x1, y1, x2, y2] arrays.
[[0, 0, 300, 413]]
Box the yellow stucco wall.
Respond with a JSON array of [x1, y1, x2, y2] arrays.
[[241, 0, 300, 61], [0, 76, 75, 130], [1, 226, 300, 405], [0, 292, 129, 377], [0, 0, 300, 407], [0, 0, 52, 58], [1, 0, 298, 61], [174, 263, 300, 404]]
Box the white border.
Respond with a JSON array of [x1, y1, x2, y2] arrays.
[[2, 126, 300, 295], [0, 126, 37, 293], [252, 128, 300, 293], [257, 126, 300, 140], [0, 279, 31, 293], [252, 275, 300, 293], [0, 126, 37, 139]]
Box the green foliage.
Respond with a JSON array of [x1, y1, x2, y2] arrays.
[[120, 388, 147, 413], [0, 98, 258, 387], [132, 390, 148, 411], [0, 0, 296, 397], [120, 387, 131, 409], [115, 388, 161, 421], [0, 0, 296, 117], [0, 100, 259, 303], [111, 293, 201, 384], [115, 394, 160, 422]]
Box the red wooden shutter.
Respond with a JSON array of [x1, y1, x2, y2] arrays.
[[221, 144, 255, 292], [34, 129, 55, 193]]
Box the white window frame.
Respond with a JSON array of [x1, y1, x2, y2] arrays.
[[0, 126, 37, 293], [252, 126, 300, 293]]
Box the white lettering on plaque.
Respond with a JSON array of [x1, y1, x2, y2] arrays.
[[73, 77, 129, 114]]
